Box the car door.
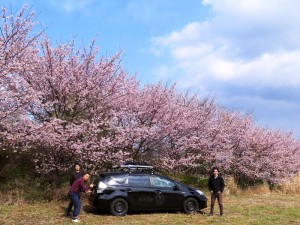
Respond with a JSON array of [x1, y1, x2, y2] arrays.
[[125, 174, 156, 210], [151, 175, 184, 210]]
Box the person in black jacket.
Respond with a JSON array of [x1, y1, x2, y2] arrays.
[[208, 167, 225, 216], [67, 162, 83, 217]]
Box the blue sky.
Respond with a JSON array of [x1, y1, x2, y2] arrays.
[[3, 0, 300, 138]]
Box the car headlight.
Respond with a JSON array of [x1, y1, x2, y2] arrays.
[[97, 181, 107, 193], [196, 190, 204, 195]]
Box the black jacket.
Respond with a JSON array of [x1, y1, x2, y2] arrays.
[[70, 171, 83, 186], [208, 175, 225, 193]]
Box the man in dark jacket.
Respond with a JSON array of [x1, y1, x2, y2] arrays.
[[67, 162, 83, 217], [68, 171, 94, 223], [208, 167, 225, 216]]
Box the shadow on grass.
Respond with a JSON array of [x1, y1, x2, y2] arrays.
[[83, 205, 100, 214], [82, 205, 207, 217], [198, 210, 206, 215], [60, 205, 69, 218]]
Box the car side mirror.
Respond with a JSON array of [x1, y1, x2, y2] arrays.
[[173, 185, 180, 191]]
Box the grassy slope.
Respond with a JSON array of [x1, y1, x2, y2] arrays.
[[0, 193, 300, 225]]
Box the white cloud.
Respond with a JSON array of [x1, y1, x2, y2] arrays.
[[203, 0, 300, 24], [151, 0, 300, 88], [150, 0, 300, 136]]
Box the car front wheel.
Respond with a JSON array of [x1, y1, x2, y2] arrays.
[[110, 198, 129, 216], [183, 197, 199, 214]]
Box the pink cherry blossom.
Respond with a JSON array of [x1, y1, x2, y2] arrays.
[[1, 5, 300, 184]]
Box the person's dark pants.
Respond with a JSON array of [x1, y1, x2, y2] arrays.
[[68, 191, 82, 219], [67, 193, 81, 215], [210, 192, 223, 215]]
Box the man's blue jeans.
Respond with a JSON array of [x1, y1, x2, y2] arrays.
[[68, 191, 82, 218], [67, 193, 81, 214]]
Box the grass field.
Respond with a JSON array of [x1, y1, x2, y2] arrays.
[[0, 192, 299, 225]]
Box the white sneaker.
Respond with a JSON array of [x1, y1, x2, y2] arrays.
[[72, 218, 79, 223]]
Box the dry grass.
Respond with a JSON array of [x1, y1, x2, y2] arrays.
[[224, 176, 239, 195], [0, 192, 299, 225], [0, 179, 70, 206], [278, 173, 300, 194], [241, 182, 271, 195], [1, 175, 300, 224], [224, 177, 271, 196], [225, 175, 300, 196], [0, 189, 25, 206]]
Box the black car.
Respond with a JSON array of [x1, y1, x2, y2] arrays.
[[89, 164, 207, 216]]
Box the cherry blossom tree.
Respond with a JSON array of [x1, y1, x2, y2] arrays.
[[0, 5, 42, 171], [12, 38, 137, 174], [0, 5, 40, 123], [1, 5, 300, 185], [231, 126, 300, 184]]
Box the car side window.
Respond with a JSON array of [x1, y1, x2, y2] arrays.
[[106, 174, 128, 186], [152, 176, 175, 188], [127, 175, 151, 186]]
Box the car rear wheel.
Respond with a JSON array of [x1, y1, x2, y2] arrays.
[[110, 198, 128, 216], [183, 197, 199, 214]]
